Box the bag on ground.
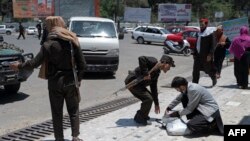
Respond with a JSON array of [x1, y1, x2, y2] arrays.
[[162, 114, 191, 136]]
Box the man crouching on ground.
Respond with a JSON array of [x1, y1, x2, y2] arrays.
[[125, 55, 175, 125], [165, 76, 224, 135]]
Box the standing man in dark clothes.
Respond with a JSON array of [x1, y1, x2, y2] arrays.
[[40, 23, 48, 45], [165, 76, 224, 136], [36, 20, 42, 40], [125, 55, 175, 125], [17, 22, 25, 40], [192, 18, 217, 86], [214, 25, 231, 79], [10, 16, 85, 141]]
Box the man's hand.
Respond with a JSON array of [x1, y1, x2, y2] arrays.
[[155, 105, 160, 114], [169, 111, 180, 118], [9, 62, 20, 71], [143, 74, 151, 80], [165, 107, 171, 115]]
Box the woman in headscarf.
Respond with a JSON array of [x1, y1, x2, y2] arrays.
[[229, 25, 250, 89], [10, 16, 86, 141], [214, 25, 231, 79]]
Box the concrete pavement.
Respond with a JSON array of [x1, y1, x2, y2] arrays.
[[42, 65, 250, 141]]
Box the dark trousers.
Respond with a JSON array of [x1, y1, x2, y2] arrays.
[[49, 86, 80, 140], [192, 56, 216, 83], [181, 94, 223, 135], [129, 86, 153, 120], [234, 51, 250, 87], [214, 51, 226, 74], [17, 32, 25, 39], [38, 30, 42, 40]]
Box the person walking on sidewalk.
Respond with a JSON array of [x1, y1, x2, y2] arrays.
[[125, 55, 175, 125], [10, 16, 86, 141], [229, 25, 250, 89], [17, 22, 25, 40], [36, 20, 42, 40], [165, 76, 224, 135], [214, 25, 231, 79], [192, 18, 217, 86]]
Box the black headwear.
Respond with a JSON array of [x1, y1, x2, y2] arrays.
[[160, 55, 175, 67]]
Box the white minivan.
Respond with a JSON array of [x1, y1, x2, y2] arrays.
[[68, 17, 123, 75]]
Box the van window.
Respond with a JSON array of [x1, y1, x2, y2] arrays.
[[71, 21, 117, 38]]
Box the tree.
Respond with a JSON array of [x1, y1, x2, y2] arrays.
[[100, 0, 116, 19], [0, 0, 13, 22]]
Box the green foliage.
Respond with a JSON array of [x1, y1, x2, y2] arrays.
[[100, 0, 116, 19]]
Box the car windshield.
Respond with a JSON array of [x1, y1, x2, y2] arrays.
[[160, 29, 171, 34], [70, 21, 117, 38]]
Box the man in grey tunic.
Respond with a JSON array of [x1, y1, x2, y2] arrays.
[[165, 76, 224, 135]]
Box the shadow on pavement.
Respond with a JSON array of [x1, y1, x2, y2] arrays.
[[115, 118, 138, 127], [0, 88, 29, 105], [131, 42, 164, 47], [218, 84, 248, 89], [183, 131, 222, 139], [82, 72, 116, 80], [238, 116, 250, 124], [115, 118, 161, 128]]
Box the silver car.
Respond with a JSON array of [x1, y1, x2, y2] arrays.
[[26, 26, 37, 35], [131, 26, 171, 44], [0, 25, 16, 35]]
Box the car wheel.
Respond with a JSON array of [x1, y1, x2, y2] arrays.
[[183, 48, 191, 56], [147, 42, 151, 44], [4, 83, 21, 94], [6, 31, 11, 35], [137, 37, 144, 44]]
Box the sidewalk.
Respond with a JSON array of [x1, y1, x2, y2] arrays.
[[42, 65, 250, 141]]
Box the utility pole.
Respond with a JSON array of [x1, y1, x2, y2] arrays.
[[115, 0, 120, 31], [115, 0, 119, 23]]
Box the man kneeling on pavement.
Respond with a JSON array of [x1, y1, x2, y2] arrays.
[[165, 76, 224, 135]]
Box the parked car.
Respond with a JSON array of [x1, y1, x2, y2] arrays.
[[0, 42, 33, 93], [132, 26, 171, 44], [0, 25, 16, 35], [167, 26, 199, 34], [166, 28, 199, 50], [123, 27, 134, 33], [26, 26, 37, 35]]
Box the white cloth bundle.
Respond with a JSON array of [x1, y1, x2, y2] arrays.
[[162, 114, 191, 136]]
